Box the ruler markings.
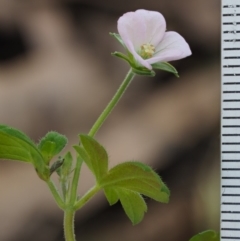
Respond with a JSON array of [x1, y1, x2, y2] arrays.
[[222, 203, 240, 205], [222, 143, 240, 144], [222, 185, 240, 187], [221, 237, 240, 240], [223, 5, 240, 8], [223, 31, 240, 33], [221, 166, 240, 171], [222, 178, 240, 179], [222, 193, 240, 197], [223, 75, 240, 77], [223, 194, 240, 196], [222, 159, 240, 161], [223, 14, 240, 16], [221, 229, 240, 232], [222, 126, 240, 127], [222, 2, 240, 240]]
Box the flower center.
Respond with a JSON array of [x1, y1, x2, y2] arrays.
[[139, 43, 155, 59]]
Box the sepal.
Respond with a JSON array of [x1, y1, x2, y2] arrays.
[[109, 32, 125, 48], [152, 62, 179, 77]]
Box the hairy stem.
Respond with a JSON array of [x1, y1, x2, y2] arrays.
[[88, 69, 135, 137], [69, 157, 83, 204], [74, 185, 100, 211], [47, 179, 65, 210], [64, 209, 76, 241]]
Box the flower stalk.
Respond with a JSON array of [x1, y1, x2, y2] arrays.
[[88, 69, 135, 137]]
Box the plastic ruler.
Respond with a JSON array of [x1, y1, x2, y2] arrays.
[[221, 0, 240, 240]]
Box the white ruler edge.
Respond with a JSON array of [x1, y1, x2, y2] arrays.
[[221, 0, 240, 240]]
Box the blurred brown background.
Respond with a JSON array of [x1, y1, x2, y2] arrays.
[[0, 1, 220, 241]]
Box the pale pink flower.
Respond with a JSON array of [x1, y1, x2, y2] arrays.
[[117, 9, 191, 70]]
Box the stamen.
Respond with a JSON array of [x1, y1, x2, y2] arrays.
[[140, 43, 155, 59]]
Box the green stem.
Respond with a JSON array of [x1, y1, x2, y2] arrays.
[[62, 157, 83, 241], [74, 185, 100, 211], [62, 69, 135, 241], [69, 157, 83, 204], [88, 69, 135, 137], [47, 179, 65, 210], [64, 209, 76, 241]]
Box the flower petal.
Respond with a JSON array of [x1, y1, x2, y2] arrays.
[[134, 10, 166, 47], [117, 10, 167, 70], [146, 31, 192, 64]]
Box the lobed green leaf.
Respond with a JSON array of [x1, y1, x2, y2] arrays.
[[189, 230, 220, 241], [101, 162, 170, 203], [0, 125, 49, 181]]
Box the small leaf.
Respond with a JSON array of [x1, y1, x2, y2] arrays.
[[189, 230, 220, 241], [75, 135, 108, 182], [100, 161, 170, 203], [152, 62, 179, 77], [117, 189, 147, 225], [0, 125, 49, 181], [38, 131, 68, 164], [74, 145, 93, 172]]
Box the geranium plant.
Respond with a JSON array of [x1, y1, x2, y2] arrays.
[[0, 9, 218, 241]]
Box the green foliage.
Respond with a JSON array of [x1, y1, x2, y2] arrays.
[[74, 134, 108, 183], [74, 135, 170, 224], [118, 189, 147, 225], [38, 131, 68, 164], [0, 125, 50, 180], [189, 230, 220, 241], [100, 162, 169, 203], [0, 125, 69, 181], [152, 62, 179, 77]]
